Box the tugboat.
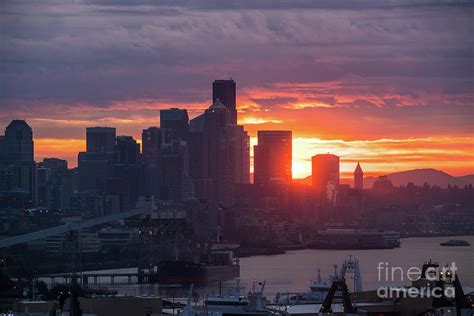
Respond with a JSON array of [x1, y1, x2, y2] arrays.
[[440, 239, 470, 247], [275, 269, 331, 304], [275, 256, 362, 305]]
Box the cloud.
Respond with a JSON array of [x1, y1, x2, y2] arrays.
[[0, 0, 472, 175]]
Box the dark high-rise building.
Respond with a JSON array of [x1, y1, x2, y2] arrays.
[[254, 130, 292, 185], [115, 136, 140, 164], [312, 154, 340, 199], [227, 125, 250, 184], [41, 158, 68, 172], [0, 120, 37, 206], [142, 127, 172, 164], [0, 136, 5, 163], [4, 120, 34, 163], [160, 108, 189, 141], [202, 99, 231, 204], [37, 158, 72, 210], [86, 127, 116, 153], [111, 136, 141, 209], [78, 152, 114, 192], [188, 99, 240, 205], [79, 127, 116, 193], [354, 162, 363, 190], [160, 140, 194, 202], [213, 79, 237, 124]]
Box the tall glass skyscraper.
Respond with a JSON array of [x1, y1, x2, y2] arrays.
[[254, 130, 292, 185], [212, 79, 237, 124]]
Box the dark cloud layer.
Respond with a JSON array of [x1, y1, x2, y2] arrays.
[[0, 0, 472, 140]]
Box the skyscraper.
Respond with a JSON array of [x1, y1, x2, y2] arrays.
[[78, 151, 114, 192], [79, 126, 116, 192], [0, 120, 36, 206], [227, 125, 250, 184], [37, 158, 71, 210], [354, 162, 364, 190], [312, 154, 340, 199], [213, 79, 237, 124], [115, 136, 140, 164], [254, 130, 292, 185], [86, 127, 116, 153], [160, 108, 189, 141], [4, 120, 34, 163], [160, 140, 194, 202], [142, 127, 172, 164], [202, 99, 232, 204]]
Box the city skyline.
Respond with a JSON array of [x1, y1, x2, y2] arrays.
[[2, 100, 473, 180], [1, 0, 473, 178]]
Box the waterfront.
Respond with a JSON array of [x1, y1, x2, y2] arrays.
[[44, 236, 474, 299]]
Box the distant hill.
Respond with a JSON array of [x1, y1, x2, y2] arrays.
[[363, 169, 473, 188], [293, 169, 474, 188]]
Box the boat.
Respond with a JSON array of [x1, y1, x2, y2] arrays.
[[275, 269, 331, 304], [184, 279, 275, 316], [149, 250, 240, 284], [440, 239, 470, 246], [275, 256, 362, 305]]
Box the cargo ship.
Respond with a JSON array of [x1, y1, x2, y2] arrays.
[[149, 250, 240, 284], [440, 239, 470, 246], [308, 229, 401, 249]]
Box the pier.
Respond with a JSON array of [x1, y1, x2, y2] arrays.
[[41, 271, 153, 286]]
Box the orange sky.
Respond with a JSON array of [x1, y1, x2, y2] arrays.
[[2, 0, 472, 179], [31, 90, 474, 179], [34, 135, 473, 179], [27, 84, 473, 179]]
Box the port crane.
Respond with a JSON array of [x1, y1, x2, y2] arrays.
[[339, 255, 363, 293]]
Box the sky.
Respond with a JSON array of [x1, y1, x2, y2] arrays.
[[1, 0, 473, 179]]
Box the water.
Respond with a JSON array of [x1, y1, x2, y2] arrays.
[[240, 236, 474, 297], [44, 236, 474, 299]]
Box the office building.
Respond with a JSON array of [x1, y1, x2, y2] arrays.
[[37, 158, 72, 210], [254, 130, 292, 185], [227, 125, 250, 184], [188, 99, 237, 205], [213, 79, 237, 124], [78, 127, 116, 193], [86, 127, 116, 153], [0, 120, 37, 205], [160, 108, 189, 141], [115, 136, 140, 164], [312, 153, 340, 199], [160, 140, 194, 202], [78, 151, 114, 192], [142, 127, 172, 164], [3, 120, 34, 163]]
